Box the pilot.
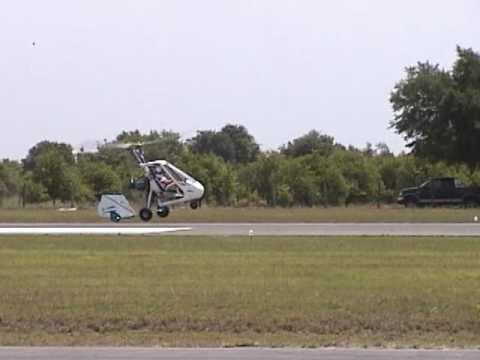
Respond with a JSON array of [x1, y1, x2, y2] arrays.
[[153, 166, 174, 192]]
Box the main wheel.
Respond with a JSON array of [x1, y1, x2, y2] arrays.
[[110, 211, 121, 223], [157, 206, 170, 218], [139, 208, 153, 222]]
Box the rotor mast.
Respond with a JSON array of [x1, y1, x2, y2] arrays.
[[131, 146, 146, 165]]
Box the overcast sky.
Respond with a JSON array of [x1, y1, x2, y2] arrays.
[[1, 1, 478, 159]]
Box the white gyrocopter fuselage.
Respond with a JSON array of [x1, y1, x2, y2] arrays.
[[137, 159, 205, 221]]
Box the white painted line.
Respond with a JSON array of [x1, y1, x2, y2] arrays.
[[0, 227, 191, 236]]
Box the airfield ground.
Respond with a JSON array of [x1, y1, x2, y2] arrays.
[[1, 235, 480, 347], [1, 206, 480, 223]]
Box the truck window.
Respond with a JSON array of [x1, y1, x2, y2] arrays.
[[420, 181, 431, 189], [455, 179, 466, 188], [440, 178, 454, 191], [431, 180, 442, 190]]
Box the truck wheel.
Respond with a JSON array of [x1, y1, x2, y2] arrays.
[[110, 211, 122, 223], [157, 206, 170, 218], [464, 198, 478, 208], [404, 198, 417, 208], [139, 208, 153, 222]]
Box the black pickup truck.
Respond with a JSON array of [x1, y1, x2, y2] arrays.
[[397, 177, 480, 208]]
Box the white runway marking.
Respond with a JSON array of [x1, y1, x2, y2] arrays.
[[0, 227, 191, 236]]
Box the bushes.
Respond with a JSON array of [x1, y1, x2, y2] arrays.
[[6, 129, 480, 208], [13, 148, 480, 208]]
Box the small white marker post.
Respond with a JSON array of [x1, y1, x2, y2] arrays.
[[249, 229, 254, 239]]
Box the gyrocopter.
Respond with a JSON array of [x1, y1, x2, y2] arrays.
[[97, 142, 205, 222]]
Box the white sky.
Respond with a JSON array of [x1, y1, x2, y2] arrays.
[[0, 0, 478, 159]]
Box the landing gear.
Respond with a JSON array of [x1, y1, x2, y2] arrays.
[[139, 207, 153, 222], [157, 206, 170, 218], [190, 201, 199, 210], [110, 211, 122, 223]]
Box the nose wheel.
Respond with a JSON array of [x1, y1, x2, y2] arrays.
[[190, 201, 199, 210]]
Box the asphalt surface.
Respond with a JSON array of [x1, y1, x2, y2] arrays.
[[0, 348, 479, 360], [2, 223, 480, 236], [175, 223, 480, 236]]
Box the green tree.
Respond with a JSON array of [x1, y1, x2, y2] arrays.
[[390, 46, 480, 168], [220, 124, 260, 163], [0, 160, 22, 205], [78, 160, 121, 197], [331, 150, 381, 205], [32, 150, 76, 207], [189, 124, 259, 163], [23, 141, 75, 171], [281, 159, 318, 206], [62, 167, 91, 205], [95, 145, 140, 192], [240, 153, 283, 206], [189, 131, 235, 162], [0, 180, 7, 206], [21, 172, 49, 206], [281, 130, 336, 157], [304, 154, 349, 206]]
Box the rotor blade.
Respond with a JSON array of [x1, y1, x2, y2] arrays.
[[141, 139, 163, 146], [103, 139, 163, 149], [103, 142, 138, 149]]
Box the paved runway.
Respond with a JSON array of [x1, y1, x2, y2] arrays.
[[175, 223, 480, 236], [0, 348, 479, 360], [1, 223, 480, 236]]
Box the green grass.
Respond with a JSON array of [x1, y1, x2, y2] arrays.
[[1, 206, 480, 223], [1, 235, 480, 347]]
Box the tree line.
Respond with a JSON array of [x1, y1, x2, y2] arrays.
[[1, 126, 479, 208], [1, 46, 479, 208]]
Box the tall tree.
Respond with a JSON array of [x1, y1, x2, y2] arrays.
[[21, 172, 48, 207], [390, 46, 480, 168], [220, 124, 260, 163], [281, 130, 336, 157], [0, 160, 22, 203], [32, 150, 76, 207], [78, 160, 121, 196], [189, 124, 259, 163], [23, 141, 75, 171]]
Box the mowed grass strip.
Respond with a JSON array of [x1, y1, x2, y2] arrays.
[[1, 206, 480, 223], [1, 235, 480, 347]]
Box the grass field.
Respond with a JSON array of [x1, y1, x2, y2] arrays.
[[1, 235, 480, 347], [1, 206, 480, 223]]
